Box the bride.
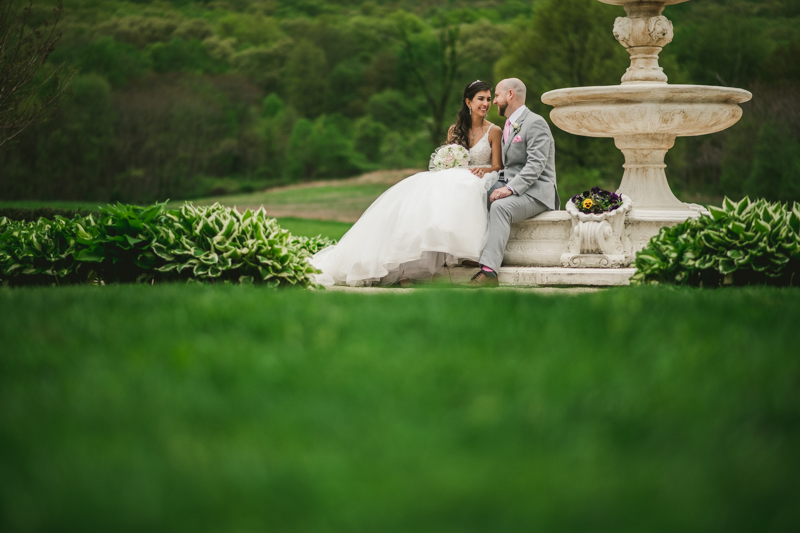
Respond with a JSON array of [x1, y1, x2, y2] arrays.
[[311, 80, 503, 287]]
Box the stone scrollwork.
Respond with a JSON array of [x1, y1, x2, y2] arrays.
[[613, 15, 673, 49], [613, 17, 633, 47], [560, 194, 633, 268], [648, 16, 673, 47]]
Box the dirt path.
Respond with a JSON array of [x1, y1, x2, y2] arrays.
[[263, 169, 420, 191]]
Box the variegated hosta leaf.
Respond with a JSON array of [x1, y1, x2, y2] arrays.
[[0, 201, 335, 288], [632, 197, 800, 287]]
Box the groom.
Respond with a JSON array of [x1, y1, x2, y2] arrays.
[[469, 78, 560, 287]]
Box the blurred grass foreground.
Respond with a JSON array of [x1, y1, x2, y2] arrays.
[[1, 285, 799, 531]]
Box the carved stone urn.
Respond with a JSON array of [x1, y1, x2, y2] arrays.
[[561, 194, 633, 268]]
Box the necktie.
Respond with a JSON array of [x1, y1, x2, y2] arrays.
[[503, 119, 511, 144]]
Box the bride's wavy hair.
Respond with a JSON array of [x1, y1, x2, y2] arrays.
[[450, 80, 493, 150]]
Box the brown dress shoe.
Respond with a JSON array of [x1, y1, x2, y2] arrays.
[[466, 269, 499, 287], [460, 259, 481, 268]]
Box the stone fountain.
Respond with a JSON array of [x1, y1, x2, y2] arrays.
[[489, 0, 753, 286]]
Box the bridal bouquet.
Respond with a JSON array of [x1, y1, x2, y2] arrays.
[[430, 144, 470, 171]]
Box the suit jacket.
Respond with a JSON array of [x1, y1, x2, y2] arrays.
[[501, 108, 560, 211]]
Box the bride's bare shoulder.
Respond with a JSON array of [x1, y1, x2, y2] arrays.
[[447, 124, 455, 142], [488, 124, 502, 142]]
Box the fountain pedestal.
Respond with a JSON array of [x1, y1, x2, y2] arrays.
[[497, 0, 752, 283]]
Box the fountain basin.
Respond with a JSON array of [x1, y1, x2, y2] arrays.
[[542, 84, 752, 138]]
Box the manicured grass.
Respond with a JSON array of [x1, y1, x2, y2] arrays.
[[1, 286, 798, 532], [276, 217, 353, 240], [201, 183, 392, 206], [186, 183, 395, 222]]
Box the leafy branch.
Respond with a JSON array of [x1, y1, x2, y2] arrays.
[[0, 0, 74, 147]]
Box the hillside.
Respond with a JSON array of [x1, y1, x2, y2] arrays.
[[1, 0, 798, 205]]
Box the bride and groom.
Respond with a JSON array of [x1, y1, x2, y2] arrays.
[[311, 78, 559, 287]]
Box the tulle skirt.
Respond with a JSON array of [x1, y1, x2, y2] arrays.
[[310, 168, 498, 287]]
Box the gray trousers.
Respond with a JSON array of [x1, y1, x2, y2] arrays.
[[479, 181, 550, 272]]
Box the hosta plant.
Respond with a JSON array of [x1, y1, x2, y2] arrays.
[[0, 214, 99, 286], [147, 203, 329, 286], [0, 202, 334, 288], [631, 197, 800, 287]]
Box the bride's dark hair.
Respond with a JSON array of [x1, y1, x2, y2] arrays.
[[450, 80, 493, 150]]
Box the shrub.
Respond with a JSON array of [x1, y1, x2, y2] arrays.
[[0, 213, 99, 286], [0, 202, 334, 287], [0, 207, 99, 222], [631, 197, 800, 287]]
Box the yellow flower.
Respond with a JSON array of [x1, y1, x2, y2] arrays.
[[582, 198, 593, 209]]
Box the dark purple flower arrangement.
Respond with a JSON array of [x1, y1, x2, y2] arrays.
[[570, 187, 624, 215]]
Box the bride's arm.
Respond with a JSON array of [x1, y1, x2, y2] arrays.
[[471, 125, 504, 177]]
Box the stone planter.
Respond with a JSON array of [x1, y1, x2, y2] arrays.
[[561, 194, 633, 268]]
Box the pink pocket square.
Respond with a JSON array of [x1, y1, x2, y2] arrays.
[[512, 135, 522, 143]]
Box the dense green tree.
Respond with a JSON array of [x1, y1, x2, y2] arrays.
[[148, 38, 222, 74], [256, 93, 297, 176], [392, 10, 462, 146], [353, 116, 387, 163], [216, 13, 285, 48], [96, 15, 180, 48], [284, 40, 329, 117], [672, 6, 772, 87], [78, 37, 151, 88], [367, 89, 421, 131], [173, 18, 214, 41], [284, 118, 315, 179], [744, 122, 800, 202], [230, 40, 291, 92], [0, 73, 115, 199]]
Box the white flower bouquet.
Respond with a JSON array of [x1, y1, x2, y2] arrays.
[[429, 144, 470, 172]]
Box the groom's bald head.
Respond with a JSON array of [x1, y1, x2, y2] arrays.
[[494, 78, 527, 117], [499, 78, 527, 103]]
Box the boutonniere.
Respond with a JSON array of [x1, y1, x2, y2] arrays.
[[512, 122, 521, 135]]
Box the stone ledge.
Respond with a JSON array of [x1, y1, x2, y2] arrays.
[[505, 207, 702, 267], [444, 266, 635, 287]]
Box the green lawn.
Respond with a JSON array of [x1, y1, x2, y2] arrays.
[[276, 217, 353, 240], [191, 183, 393, 207], [1, 285, 798, 532]]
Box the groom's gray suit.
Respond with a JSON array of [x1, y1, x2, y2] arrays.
[[480, 107, 560, 272]]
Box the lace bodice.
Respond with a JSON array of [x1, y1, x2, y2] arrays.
[[468, 123, 494, 167]]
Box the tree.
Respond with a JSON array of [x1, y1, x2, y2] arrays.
[[392, 11, 461, 146], [0, 0, 73, 147], [494, 0, 628, 192], [284, 39, 329, 117]]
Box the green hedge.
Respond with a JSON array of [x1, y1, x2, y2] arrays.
[[632, 197, 800, 287], [0, 202, 334, 287], [0, 207, 99, 222]]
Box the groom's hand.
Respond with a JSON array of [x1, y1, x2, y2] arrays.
[[490, 186, 513, 203]]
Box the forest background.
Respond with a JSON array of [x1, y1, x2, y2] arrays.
[[1, 0, 798, 206]]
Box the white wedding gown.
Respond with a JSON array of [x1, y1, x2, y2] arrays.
[[311, 125, 499, 287]]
